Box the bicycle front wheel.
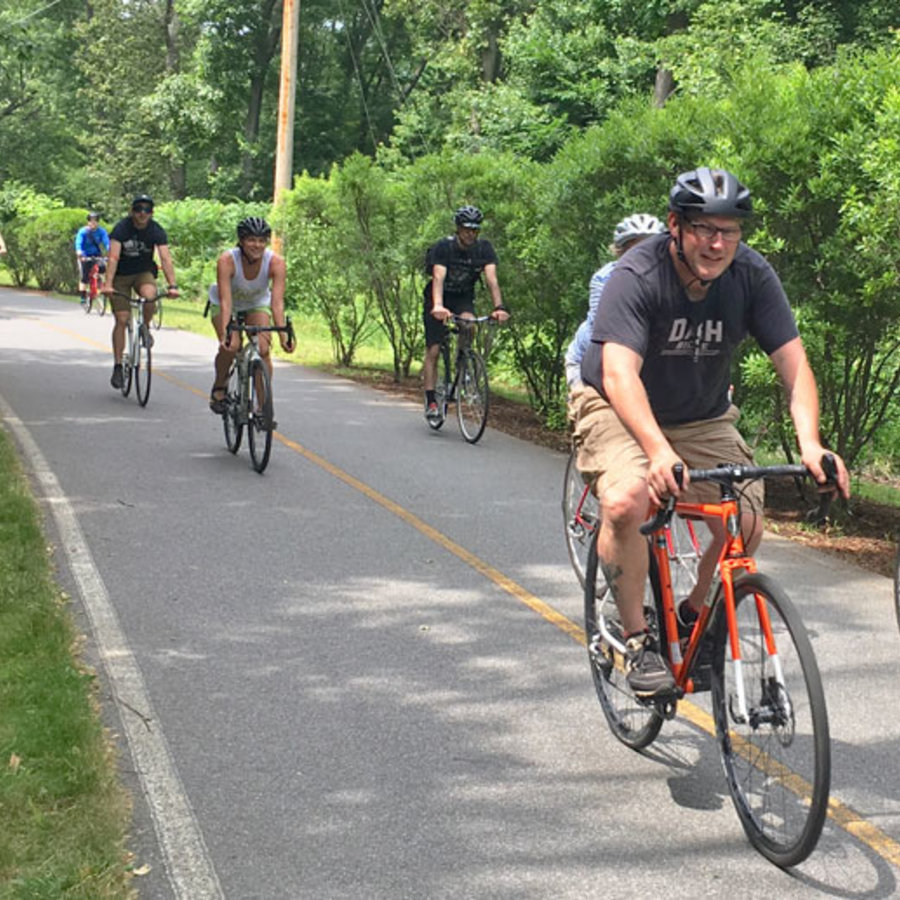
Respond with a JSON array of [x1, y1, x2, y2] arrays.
[[710, 572, 830, 867], [247, 358, 273, 473], [584, 535, 663, 750], [135, 324, 152, 406], [98, 293, 107, 316], [121, 323, 134, 397], [223, 364, 243, 454], [456, 350, 489, 443], [563, 448, 600, 588], [153, 299, 163, 330]]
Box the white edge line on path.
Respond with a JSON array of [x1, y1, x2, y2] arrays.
[[0, 392, 224, 900]]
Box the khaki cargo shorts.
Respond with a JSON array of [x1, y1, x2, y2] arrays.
[[573, 386, 764, 512], [110, 272, 157, 313]]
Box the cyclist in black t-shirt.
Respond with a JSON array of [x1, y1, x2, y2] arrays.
[[422, 205, 509, 423], [102, 195, 179, 389]]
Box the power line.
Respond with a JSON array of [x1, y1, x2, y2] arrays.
[[9, 0, 65, 27]]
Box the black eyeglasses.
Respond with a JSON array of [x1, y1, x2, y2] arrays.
[[132, 205, 152, 214], [684, 220, 741, 243]]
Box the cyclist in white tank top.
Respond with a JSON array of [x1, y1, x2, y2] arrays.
[[207, 216, 295, 414]]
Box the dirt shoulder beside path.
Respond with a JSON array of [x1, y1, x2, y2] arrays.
[[339, 367, 899, 580]]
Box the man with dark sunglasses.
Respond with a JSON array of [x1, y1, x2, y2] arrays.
[[575, 166, 849, 698], [103, 195, 179, 389]]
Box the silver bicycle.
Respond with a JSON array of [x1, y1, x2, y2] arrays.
[[111, 289, 163, 407], [221, 316, 294, 474]]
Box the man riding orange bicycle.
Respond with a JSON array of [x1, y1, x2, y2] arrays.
[[574, 166, 850, 698]]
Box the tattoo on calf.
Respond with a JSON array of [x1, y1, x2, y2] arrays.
[[599, 558, 623, 601]]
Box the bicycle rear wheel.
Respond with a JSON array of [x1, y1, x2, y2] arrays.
[[247, 358, 273, 473], [710, 572, 830, 867], [584, 535, 664, 750], [121, 323, 134, 398], [456, 349, 489, 443], [562, 448, 600, 588], [223, 364, 243, 454], [135, 324, 152, 406]]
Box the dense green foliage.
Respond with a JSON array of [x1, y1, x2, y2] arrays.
[[3, 1, 900, 470]]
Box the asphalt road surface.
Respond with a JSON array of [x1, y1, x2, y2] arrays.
[[2, 286, 899, 899]]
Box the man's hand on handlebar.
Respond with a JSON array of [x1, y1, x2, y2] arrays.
[[647, 446, 688, 507], [490, 306, 510, 323], [430, 305, 452, 322], [800, 444, 850, 500]]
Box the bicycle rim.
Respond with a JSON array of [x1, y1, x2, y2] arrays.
[[456, 350, 489, 443], [584, 535, 663, 750], [135, 325, 152, 406], [894, 544, 900, 633], [710, 572, 830, 867], [121, 326, 134, 397], [562, 449, 600, 589], [247, 359, 273, 473], [223, 365, 243, 454]]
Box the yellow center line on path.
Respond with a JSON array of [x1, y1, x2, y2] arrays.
[[36, 316, 900, 869]]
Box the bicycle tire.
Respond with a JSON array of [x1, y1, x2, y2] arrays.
[[584, 534, 664, 750], [153, 299, 163, 330], [456, 349, 489, 443], [710, 572, 830, 867], [121, 322, 134, 398], [893, 542, 900, 633], [135, 324, 152, 407], [223, 364, 243, 454], [562, 447, 600, 589], [247, 358, 274, 473], [98, 293, 107, 316], [428, 344, 451, 431]]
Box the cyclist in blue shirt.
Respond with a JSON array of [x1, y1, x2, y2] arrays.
[[74, 212, 110, 306]]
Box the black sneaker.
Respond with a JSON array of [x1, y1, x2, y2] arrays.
[[625, 631, 675, 698], [110, 364, 124, 389]]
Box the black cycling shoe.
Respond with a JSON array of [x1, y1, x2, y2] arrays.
[[110, 364, 124, 389], [625, 631, 676, 698]]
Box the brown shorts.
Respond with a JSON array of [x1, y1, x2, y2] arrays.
[[110, 272, 157, 313], [573, 386, 763, 512]]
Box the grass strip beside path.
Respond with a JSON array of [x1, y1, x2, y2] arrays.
[[0, 427, 133, 898]]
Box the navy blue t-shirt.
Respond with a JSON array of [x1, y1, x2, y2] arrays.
[[426, 236, 498, 302], [110, 217, 169, 277], [581, 234, 798, 425]]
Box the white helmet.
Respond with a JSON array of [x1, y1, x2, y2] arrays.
[[613, 213, 666, 248]]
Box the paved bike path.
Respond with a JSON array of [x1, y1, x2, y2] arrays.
[[1, 287, 898, 899]]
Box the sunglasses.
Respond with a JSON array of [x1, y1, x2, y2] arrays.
[[132, 205, 153, 214]]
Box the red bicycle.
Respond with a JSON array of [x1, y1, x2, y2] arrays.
[[83, 256, 107, 315]]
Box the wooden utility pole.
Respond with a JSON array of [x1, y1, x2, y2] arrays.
[[273, 0, 300, 250]]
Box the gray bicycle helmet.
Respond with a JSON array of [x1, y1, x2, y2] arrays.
[[613, 213, 666, 248], [131, 194, 154, 210], [453, 205, 483, 229], [668, 167, 752, 218], [87, 210, 100, 221], [237, 216, 272, 239]]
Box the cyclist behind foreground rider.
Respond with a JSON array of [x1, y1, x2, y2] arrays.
[[565, 213, 666, 421], [102, 195, 179, 389], [422, 205, 510, 423], [75, 211, 110, 306], [574, 166, 850, 699], [207, 216, 296, 414]]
